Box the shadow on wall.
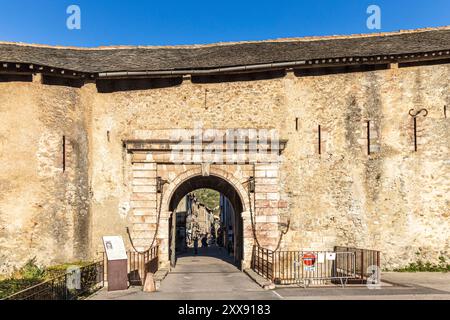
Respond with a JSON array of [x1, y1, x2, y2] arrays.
[[191, 70, 286, 83], [0, 74, 32, 82], [96, 77, 183, 93], [42, 75, 84, 88]]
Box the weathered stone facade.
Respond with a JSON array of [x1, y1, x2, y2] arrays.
[[1, 29, 449, 273]]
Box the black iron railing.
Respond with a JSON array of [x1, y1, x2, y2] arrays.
[[4, 261, 104, 300], [101, 246, 159, 286], [251, 245, 381, 286], [251, 246, 274, 281], [334, 246, 381, 283]]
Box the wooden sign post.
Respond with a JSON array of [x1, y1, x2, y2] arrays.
[[103, 236, 128, 291]]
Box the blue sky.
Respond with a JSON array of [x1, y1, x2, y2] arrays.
[[0, 0, 449, 46]]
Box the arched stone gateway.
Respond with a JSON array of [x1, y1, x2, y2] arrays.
[[165, 171, 246, 268], [124, 131, 288, 270]]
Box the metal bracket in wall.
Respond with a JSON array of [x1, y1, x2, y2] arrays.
[[244, 176, 255, 193], [62, 135, 66, 172], [156, 177, 168, 193], [366, 120, 371, 155], [408, 108, 428, 152], [318, 125, 321, 155]]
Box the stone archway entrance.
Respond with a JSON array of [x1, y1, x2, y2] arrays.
[[160, 165, 252, 269], [167, 174, 245, 268], [123, 129, 287, 271]]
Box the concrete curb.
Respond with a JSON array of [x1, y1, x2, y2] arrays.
[[244, 268, 276, 290]]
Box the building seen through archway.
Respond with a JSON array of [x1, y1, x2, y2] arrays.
[[169, 184, 244, 268]]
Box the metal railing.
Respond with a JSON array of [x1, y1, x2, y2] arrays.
[[101, 246, 159, 286], [273, 250, 356, 287], [3, 261, 104, 300], [251, 246, 274, 280], [334, 246, 381, 283], [251, 245, 380, 287]]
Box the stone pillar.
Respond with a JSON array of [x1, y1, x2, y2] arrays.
[[254, 163, 281, 249], [241, 210, 253, 269], [130, 161, 157, 250], [157, 211, 171, 269]]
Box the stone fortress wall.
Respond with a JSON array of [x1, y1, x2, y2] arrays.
[[0, 35, 449, 273]]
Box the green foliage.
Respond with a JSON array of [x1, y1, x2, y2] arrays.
[[45, 261, 93, 278], [0, 259, 94, 299], [0, 258, 45, 298], [193, 188, 220, 211], [393, 256, 450, 272], [12, 257, 45, 280], [0, 278, 43, 299]]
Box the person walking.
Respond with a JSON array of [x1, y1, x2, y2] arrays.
[[201, 234, 208, 248], [217, 227, 223, 251], [193, 236, 199, 255], [227, 226, 234, 256]]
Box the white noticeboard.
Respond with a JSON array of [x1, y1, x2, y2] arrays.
[[326, 252, 336, 261], [103, 236, 128, 261], [317, 253, 325, 264]]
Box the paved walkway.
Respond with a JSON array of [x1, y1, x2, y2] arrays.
[[91, 246, 277, 300], [271, 272, 450, 300], [90, 247, 450, 300]]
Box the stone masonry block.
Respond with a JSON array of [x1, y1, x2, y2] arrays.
[[277, 200, 288, 208], [131, 215, 158, 224], [255, 184, 279, 193], [132, 238, 154, 247], [133, 223, 157, 231], [133, 185, 157, 193], [133, 170, 157, 178], [266, 193, 280, 200], [131, 230, 154, 239], [255, 207, 278, 216], [255, 215, 268, 223], [255, 200, 270, 208], [131, 193, 157, 201], [132, 178, 157, 186], [132, 163, 157, 170], [255, 164, 279, 171], [132, 153, 147, 161], [255, 193, 267, 200], [131, 200, 157, 208], [133, 209, 155, 216], [255, 177, 279, 185]]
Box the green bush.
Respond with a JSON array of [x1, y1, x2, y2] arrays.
[[45, 261, 93, 278], [393, 256, 450, 272], [10, 257, 45, 280], [0, 258, 45, 299], [0, 259, 94, 299], [21, 258, 45, 279], [193, 189, 220, 211], [0, 278, 43, 299]]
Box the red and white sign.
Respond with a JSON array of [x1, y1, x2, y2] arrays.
[[302, 253, 317, 266]]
